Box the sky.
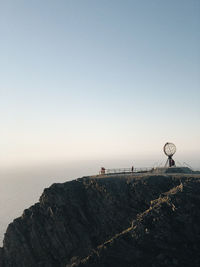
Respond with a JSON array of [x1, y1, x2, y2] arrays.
[[0, 0, 200, 169]]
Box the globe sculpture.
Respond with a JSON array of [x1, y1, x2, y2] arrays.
[[163, 142, 176, 167]]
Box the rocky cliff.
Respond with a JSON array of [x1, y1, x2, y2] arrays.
[[0, 174, 200, 267]]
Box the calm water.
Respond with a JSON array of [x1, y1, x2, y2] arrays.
[[0, 160, 101, 246], [0, 158, 137, 245], [0, 157, 199, 246]]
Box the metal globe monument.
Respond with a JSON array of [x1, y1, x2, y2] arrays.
[[163, 142, 176, 167]]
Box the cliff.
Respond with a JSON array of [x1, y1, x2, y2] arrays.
[[0, 174, 200, 267]]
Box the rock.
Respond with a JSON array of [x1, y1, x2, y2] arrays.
[[73, 179, 200, 267], [0, 174, 200, 267]]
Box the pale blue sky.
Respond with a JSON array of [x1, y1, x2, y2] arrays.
[[0, 0, 200, 167]]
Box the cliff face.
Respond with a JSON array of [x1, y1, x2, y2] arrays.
[[74, 180, 200, 267], [0, 174, 200, 267]]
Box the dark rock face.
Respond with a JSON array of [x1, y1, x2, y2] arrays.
[[0, 248, 4, 267], [73, 179, 200, 267], [0, 175, 200, 267]]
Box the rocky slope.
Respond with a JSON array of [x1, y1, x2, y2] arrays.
[[0, 174, 200, 267]]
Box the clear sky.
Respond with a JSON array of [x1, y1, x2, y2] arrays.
[[0, 0, 200, 168]]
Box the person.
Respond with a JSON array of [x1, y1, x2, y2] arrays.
[[101, 167, 105, 174], [131, 166, 134, 172]]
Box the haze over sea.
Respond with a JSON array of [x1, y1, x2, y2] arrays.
[[0, 1, 199, 245], [1, 153, 199, 245]]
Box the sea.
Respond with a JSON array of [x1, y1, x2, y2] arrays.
[[0, 160, 101, 246], [0, 157, 199, 246], [0, 158, 138, 245]]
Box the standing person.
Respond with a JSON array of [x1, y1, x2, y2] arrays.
[[131, 166, 134, 172], [101, 167, 105, 174]]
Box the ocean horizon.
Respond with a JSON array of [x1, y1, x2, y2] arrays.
[[1, 156, 199, 245]]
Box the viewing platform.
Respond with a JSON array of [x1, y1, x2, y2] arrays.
[[97, 142, 199, 177], [99, 167, 152, 175], [98, 166, 199, 176]]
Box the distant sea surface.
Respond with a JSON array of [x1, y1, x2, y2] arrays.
[[0, 158, 199, 246], [0, 160, 102, 246]]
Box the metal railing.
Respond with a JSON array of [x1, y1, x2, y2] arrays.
[[99, 167, 152, 175]]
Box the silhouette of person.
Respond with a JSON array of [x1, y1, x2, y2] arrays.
[[101, 167, 105, 174]]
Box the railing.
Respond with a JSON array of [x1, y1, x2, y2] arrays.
[[97, 166, 200, 176], [99, 167, 152, 175]]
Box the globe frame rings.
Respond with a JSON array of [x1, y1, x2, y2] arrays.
[[163, 142, 176, 157]]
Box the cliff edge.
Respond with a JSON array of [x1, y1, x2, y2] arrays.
[[0, 174, 200, 267]]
